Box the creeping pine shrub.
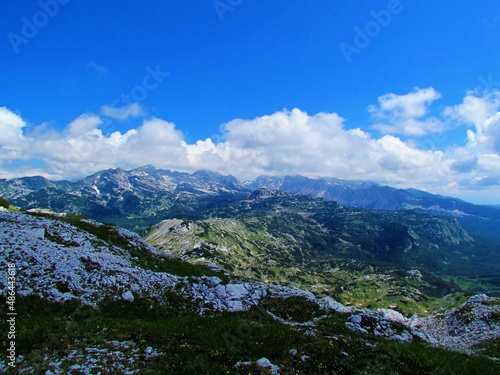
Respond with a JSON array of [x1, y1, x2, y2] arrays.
[[260, 296, 322, 322], [0, 196, 10, 209]]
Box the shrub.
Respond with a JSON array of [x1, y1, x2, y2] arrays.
[[0, 196, 10, 209]]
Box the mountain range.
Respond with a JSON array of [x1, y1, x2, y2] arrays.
[[0, 166, 246, 232], [2, 166, 500, 308], [247, 175, 500, 241], [2, 166, 500, 371], [1, 166, 499, 239]]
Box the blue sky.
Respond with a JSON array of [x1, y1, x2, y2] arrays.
[[1, 0, 500, 204]]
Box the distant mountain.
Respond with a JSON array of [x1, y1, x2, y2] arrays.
[[0, 166, 248, 231], [485, 204, 500, 209], [246, 175, 500, 240], [2, 167, 500, 239]]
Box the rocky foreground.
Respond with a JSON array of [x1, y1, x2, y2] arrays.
[[0, 209, 499, 372]]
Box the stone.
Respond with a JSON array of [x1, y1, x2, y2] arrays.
[[121, 291, 134, 302]]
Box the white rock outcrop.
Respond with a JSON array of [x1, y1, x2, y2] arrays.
[[0, 211, 346, 315]]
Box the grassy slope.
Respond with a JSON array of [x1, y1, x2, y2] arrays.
[[1, 297, 499, 374], [146, 215, 475, 316]]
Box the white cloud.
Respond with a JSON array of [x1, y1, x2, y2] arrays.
[[0, 107, 26, 144], [369, 87, 445, 136], [442, 91, 500, 196], [66, 114, 102, 135], [372, 87, 440, 118], [101, 103, 144, 120], [445, 90, 500, 150], [87, 61, 108, 74], [0, 107, 28, 160], [1, 89, 500, 203]]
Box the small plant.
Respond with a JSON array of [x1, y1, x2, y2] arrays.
[[473, 337, 500, 359], [482, 298, 500, 307], [490, 310, 500, 324], [259, 296, 323, 322], [0, 196, 10, 209]]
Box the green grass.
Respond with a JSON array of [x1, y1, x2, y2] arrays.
[[259, 296, 324, 322], [473, 337, 500, 359], [482, 298, 500, 307], [491, 310, 500, 324], [1, 297, 499, 374], [0, 297, 310, 374]]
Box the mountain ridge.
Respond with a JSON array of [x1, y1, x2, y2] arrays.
[[0, 166, 248, 231], [245, 174, 500, 240], [1, 166, 499, 240], [3, 165, 498, 217]]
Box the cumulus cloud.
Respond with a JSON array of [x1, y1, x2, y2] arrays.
[[442, 91, 500, 194], [66, 114, 102, 135], [0, 107, 28, 160], [101, 103, 144, 120], [369, 87, 446, 136], [0, 107, 26, 142], [445, 90, 500, 151], [1, 89, 500, 203]]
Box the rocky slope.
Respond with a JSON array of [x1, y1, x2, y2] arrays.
[[0, 208, 333, 313], [1, 209, 500, 373]]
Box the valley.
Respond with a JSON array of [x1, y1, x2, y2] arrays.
[[145, 188, 500, 315]]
